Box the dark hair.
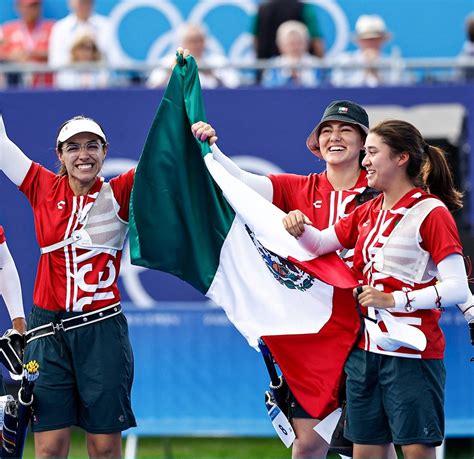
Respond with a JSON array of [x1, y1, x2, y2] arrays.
[[370, 119, 463, 212], [56, 115, 106, 176], [467, 15, 474, 42]]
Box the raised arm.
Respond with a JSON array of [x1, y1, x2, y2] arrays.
[[0, 115, 32, 186], [0, 240, 26, 333], [191, 121, 273, 201]]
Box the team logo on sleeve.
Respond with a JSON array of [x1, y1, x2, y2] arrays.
[[245, 225, 314, 292]]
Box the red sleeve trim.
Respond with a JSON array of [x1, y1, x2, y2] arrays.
[[0, 226, 5, 244]]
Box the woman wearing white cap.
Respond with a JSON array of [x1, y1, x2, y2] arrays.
[[191, 100, 379, 459], [0, 115, 136, 458]]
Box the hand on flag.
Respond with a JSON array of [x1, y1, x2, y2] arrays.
[[191, 121, 218, 145], [172, 47, 190, 71], [282, 209, 313, 238]]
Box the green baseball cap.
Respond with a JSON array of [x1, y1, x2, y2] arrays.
[[306, 100, 369, 158]]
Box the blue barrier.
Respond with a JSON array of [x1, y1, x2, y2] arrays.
[[124, 303, 474, 438], [124, 303, 272, 437]]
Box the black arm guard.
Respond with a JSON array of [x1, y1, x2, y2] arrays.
[[0, 329, 23, 375]]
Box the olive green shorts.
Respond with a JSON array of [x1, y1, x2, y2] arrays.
[[25, 305, 137, 433], [344, 348, 445, 446]]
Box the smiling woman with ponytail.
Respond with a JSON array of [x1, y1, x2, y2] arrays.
[[283, 118, 471, 459]]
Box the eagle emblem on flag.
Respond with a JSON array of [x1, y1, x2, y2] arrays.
[[245, 225, 315, 292]]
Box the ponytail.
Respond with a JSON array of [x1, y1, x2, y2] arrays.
[[422, 144, 463, 212]]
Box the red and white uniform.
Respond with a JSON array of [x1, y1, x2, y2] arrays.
[[263, 170, 369, 418], [0, 19, 54, 87], [335, 189, 463, 359], [20, 162, 134, 312], [270, 170, 370, 267]]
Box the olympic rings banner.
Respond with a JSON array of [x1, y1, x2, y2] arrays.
[[0, 1, 473, 61]]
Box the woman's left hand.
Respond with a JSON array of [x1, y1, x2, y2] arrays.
[[354, 285, 395, 309]]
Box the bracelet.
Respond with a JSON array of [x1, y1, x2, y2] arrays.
[[433, 284, 443, 310], [404, 290, 414, 313]]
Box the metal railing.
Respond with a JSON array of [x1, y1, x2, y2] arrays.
[[0, 57, 473, 88]]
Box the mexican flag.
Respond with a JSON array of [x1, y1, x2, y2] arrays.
[[129, 56, 360, 418]]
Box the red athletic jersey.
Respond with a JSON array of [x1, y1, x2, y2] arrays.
[[270, 170, 369, 267], [0, 226, 5, 244], [264, 170, 369, 418], [0, 20, 54, 87], [20, 162, 135, 312], [335, 189, 463, 359], [270, 170, 369, 228]]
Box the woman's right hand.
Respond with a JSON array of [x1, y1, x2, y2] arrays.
[[282, 210, 313, 238], [191, 121, 218, 145]]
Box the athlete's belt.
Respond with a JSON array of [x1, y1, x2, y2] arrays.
[[25, 304, 121, 345]]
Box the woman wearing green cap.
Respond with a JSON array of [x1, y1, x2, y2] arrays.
[[192, 99, 377, 459]]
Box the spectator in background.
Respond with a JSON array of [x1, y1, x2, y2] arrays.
[[148, 23, 240, 89], [457, 13, 474, 82], [331, 14, 405, 87], [48, 0, 114, 71], [261, 20, 319, 88], [252, 0, 324, 83], [55, 32, 110, 89], [0, 0, 54, 88]]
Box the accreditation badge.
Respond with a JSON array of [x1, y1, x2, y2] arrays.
[[265, 392, 295, 448]]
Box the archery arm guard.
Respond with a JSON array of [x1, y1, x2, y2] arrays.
[[0, 329, 24, 375]]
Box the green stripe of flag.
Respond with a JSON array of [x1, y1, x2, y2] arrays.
[[129, 55, 235, 293]]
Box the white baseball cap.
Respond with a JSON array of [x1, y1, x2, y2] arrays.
[[354, 15, 390, 40], [56, 118, 107, 146]]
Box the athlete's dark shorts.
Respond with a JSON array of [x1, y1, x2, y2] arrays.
[[288, 389, 313, 420], [25, 305, 137, 433], [0, 373, 6, 397], [344, 348, 445, 446]]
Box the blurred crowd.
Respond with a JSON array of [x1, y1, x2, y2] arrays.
[[0, 0, 472, 90]]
